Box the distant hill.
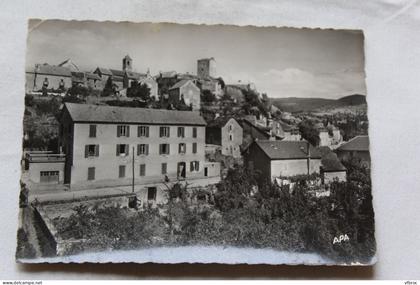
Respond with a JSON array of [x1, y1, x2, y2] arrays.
[[270, 94, 366, 113]]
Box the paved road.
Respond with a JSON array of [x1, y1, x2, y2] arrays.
[[29, 176, 221, 203]]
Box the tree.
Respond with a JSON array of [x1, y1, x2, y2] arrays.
[[66, 85, 89, 99], [101, 77, 114, 97], [201, 89, 216, 103], [299, 120, 320, 146], [126, 80, 151, 101]]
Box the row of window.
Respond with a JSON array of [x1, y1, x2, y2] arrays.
[[85, 143, 198, 157], [86, 161, 201, 180], [89, 124, 198, 138]]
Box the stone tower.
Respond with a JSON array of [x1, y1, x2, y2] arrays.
[[122, 55, 132, 72], [197, 57, 216, 78]]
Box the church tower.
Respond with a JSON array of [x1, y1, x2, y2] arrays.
[[197, 57, 216, 78], [122, 55, 132, 72]]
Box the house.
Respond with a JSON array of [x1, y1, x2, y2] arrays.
[[26, 63, 72, 93], [93, 67, 113, 89], [168, 79, 201, 111], [85, 72, 102, 90], [206, 117, 243, 158], [318, 146, 347, 184], [24, 151, 66, 184], [315, 122, 342, 147], [241, 117, 273, 147], [156, 71, 179, 96], [125, 70, 158, 99], [336, 135, 370, 168], [59, 103, 219, 204], [244, 140, 322, 182]]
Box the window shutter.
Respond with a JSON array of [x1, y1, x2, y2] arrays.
[[146, 144, 149, 155], [168, 127, 170, 137], [137, 144, 140, 155], [137, 126, 140, 137], [117, 126, 120, 137], [85, 145, 89, 158], [95, 145, 99, 157], [146, 127, 149, 137], [196, 161, 199, 171], [126, 144, 129, 155], [159, 127, 162, 137], [127, 126, 130, 137], [167, 144, 170, 154], [190, 162, 194, 172], [116, 145, 119, 156]]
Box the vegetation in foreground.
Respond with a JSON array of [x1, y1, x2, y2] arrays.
[[50, 158, 375, 264]]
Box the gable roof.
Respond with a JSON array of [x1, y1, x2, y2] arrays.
[[58, 59, 80, 72], [254, 140, 322, 160], [64, 103, 206, 126], [126, 71, 147, 80], [86, 72, 101, 80], [169, 79, 197, 90], [30, 64, 72, 77], [337, 135, 369, 152]]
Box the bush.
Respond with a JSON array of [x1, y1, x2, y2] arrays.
[[16, 228, 36, 259]]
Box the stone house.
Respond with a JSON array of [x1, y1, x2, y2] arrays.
[[206, 117, 243, 158], [26, 63, 72, 93], [336, 135, 370, 168], [168, 79, 201, 111], [244, 140, 322, 182]]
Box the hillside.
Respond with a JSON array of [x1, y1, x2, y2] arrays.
[[270, 94, 366, 113]]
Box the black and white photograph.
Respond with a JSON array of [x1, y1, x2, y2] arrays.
[[17, 20, 375, 265]]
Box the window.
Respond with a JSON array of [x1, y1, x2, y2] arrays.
[[161, 163, 167, 174], [178, 143, 186, 154], [192, 127, 197, 138], [87, 167, 95, 180], [116, 144, 129, 156], [85, 144, 99, 157], [190, 161, 200, 172], [139, 164, 146, 176], [159, 144, 170, 155], [138, 126, 149, 137], [192, 142, 197, 154], [40, 171, 59, 183], [177, 127, 185, 138], [117, 125, 130, 137], [137, 144, 149, 155], [229, 134, 233, 141], [147, 187, 157, 201], [89, 124, 96, 138], [160, 126, 170, 137], [119, 165, 126, 178], [229, 125, 233, 131]]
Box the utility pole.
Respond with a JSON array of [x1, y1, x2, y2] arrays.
[[132, 146, 135, 193]]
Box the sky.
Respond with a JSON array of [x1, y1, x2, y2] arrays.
[[26, 20, 367, 99]]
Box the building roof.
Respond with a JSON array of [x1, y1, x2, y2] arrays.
[[207, 117, 238, 128], [126, 71, 147, 80], [254, 140, 322, 160], [64, 103, 207, 126], [169, 79, 197, 90], [109, 69, 125, 78], [30, 64, 72, 77], [95, 67, 113, 76], [160, 71, 178, 78], [58, 59, 80, 72], [86, 72, 101, 80], [337, 135, 369, 152]]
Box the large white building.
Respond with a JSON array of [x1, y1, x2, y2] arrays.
[[55, 103, 220, 203]]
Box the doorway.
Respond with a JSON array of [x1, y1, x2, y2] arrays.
[[177, 162, 186, 179]]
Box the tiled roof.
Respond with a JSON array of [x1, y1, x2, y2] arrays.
[[64, 103, 206, 126], [170, 79, 195, 90], [207, 117, 237, 128], [109, 69, 125, 78], [86, 73, 101, 80], [30, 64, 72, 77], [160, 71, 177, 78], [126, 71, 147, 79], [255, 140, 322, 160], [95, 67, 112, 76], [337, 135, 369, 152]]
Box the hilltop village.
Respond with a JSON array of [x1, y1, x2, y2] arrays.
[[18, 55, 373, 261]]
